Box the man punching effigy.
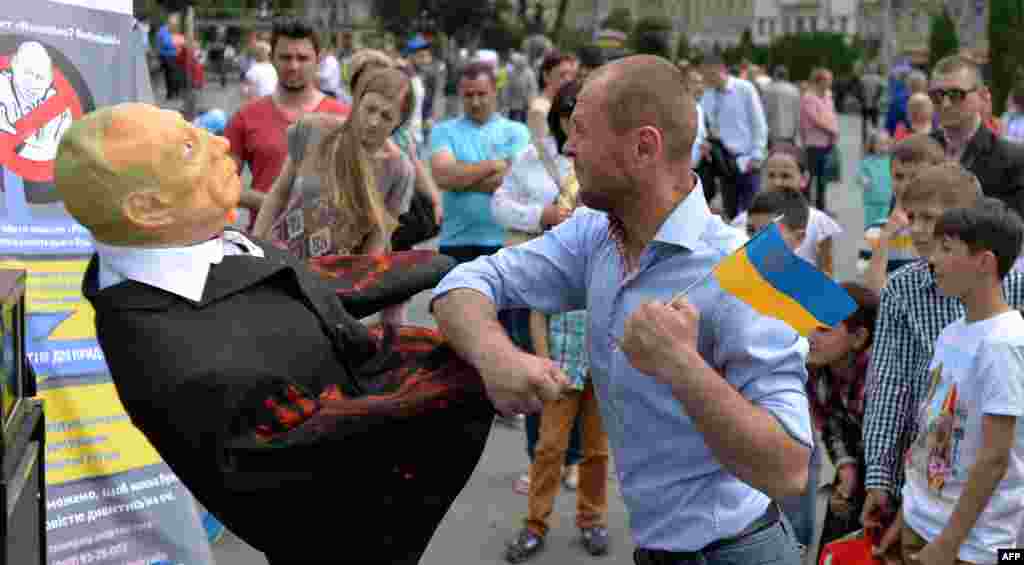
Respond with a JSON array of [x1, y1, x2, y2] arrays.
[[54, 103, 568, 564]]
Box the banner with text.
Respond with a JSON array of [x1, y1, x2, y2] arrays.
[[0, 2, 213, 565]]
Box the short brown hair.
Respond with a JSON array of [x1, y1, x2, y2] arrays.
[[459, 61, 496, 85], [902, 161, 982, 210], [890, 134, 945, 166], [932, 55, 983, 88], [591, 55, 697, 163]]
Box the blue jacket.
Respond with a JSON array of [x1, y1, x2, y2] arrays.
[[157, 24, 177, 58]]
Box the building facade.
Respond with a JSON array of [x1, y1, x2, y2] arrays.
[[566, 0, 984, 58]]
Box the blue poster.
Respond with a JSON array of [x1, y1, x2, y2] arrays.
[[0, 2, 214, 564]]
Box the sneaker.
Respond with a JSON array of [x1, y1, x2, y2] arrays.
[[505, 529, 545, 563], [580, 526, 610, 556], [562, 464, 579, 490], [514, 471, 530, 495], [495, 414, 523, 429]]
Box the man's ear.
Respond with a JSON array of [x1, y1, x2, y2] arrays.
[[121, 190, 177, 231], [800, 171, 811, 190]]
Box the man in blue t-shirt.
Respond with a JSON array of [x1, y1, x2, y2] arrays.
[[430, 61, 530, 264]]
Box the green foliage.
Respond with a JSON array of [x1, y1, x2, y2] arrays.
[[554, 27, 595, 54], [676, 34, 692, 62], [630, 16, 673, 58], [483, 20, 529, 55], [928, 8, 960, 71], [761, 32, 858, 82], [723, 28, 756, 66], [373, 0, 506, 39], [989, 0, 1024, 116], [602, 7, 634, 34]]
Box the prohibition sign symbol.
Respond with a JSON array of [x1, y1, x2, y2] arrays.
[[0, 34, 95, 183]]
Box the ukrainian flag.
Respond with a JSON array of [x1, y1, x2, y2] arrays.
[[713, 224, 857, 337]]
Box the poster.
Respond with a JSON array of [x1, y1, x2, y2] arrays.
[[0, 2, 214, 564]]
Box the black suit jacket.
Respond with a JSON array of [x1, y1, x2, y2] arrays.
[[83, 238, 493, 564], [932, 125, 1024, 215]]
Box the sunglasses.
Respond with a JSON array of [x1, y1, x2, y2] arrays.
[[928, 87, 977, 105]]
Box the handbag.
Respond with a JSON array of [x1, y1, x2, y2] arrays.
[[390, 129, 441, 251], [823, 145, 842, 184], [391, 190, 440, 251], [818, 529, 877, 565]]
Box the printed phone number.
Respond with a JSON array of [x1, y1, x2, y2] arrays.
[[55, 542, 129, 565]]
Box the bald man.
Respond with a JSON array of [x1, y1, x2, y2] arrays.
[[433, 55, 810, 563], [55, 103, 503, 565]]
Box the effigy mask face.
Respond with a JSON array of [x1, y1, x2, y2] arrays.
[[55, 103, 242, 245]]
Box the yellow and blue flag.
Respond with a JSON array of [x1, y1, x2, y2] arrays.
[[713, 223, 857, 337]]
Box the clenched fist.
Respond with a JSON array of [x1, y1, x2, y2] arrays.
[[620, 298, 701, 382]]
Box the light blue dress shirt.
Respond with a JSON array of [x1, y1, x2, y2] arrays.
[[700, 77, 768, 173], [433, 181, 812, 551], [430, 114, 531, 248]]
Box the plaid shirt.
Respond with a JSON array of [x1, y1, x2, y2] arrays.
[[864, 259, 1024, 499], [548, 310, 589, 390]]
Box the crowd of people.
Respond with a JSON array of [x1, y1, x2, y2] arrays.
[[127, 13, 1024, 565]]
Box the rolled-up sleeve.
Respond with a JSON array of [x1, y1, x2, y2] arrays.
[[711, 295, 813, 449], [432, 209, 595, 314]]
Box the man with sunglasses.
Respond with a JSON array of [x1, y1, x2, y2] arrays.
[[927, 55, 1024, 217]]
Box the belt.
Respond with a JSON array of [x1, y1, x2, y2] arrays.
[[634, 503, 782, 565]]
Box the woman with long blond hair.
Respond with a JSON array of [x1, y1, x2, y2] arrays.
[[253, 66, 415, 263]]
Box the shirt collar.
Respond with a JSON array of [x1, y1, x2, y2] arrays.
[[94, 231, 263, 302], [652, 173, 711, 251], [718, 76, 737, 93], [910, 259, 937, 290]]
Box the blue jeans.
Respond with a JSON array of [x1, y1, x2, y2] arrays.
[[778, 440, 823, 547], [806, 145, 834, 211], [734, 170, 761, 219], [633, 514, 802, 564]]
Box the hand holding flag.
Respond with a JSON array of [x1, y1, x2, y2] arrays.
[[709, 221, 856, 337], [619, 217, 858, 375]]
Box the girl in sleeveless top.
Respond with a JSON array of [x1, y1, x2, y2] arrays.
[[253, 67, 416, 324]]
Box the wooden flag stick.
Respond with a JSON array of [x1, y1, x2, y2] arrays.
[[614, 214, 784, 350], [667, 214, 784, 306]]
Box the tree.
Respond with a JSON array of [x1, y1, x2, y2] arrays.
[[764, 32, 858, 83], [989, 0, 1024, 116], [602, 7, 633, 34], [724, 28, 755, 66], [676, 34, 692, 62], [928, 8, 960, 71], [373, 0, 505, 41], [549, 0, 572, 39], [631, 16, 673, 58]]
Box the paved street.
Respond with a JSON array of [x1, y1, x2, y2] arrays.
[[158, 76, 866, 564]]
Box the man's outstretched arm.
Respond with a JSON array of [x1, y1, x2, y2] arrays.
[[433, 288, 565, 415]]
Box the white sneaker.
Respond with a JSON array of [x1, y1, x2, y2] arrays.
[[515, 472, 531, 495], [562, 464, 579, 490]]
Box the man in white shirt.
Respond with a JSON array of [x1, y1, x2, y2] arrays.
[[700, 53, 768, 220]]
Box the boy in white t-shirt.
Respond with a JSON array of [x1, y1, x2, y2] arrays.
[[885, 196, 1024, 565]]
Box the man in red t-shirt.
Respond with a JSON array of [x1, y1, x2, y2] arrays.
[[225, 19, 349, 226]]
